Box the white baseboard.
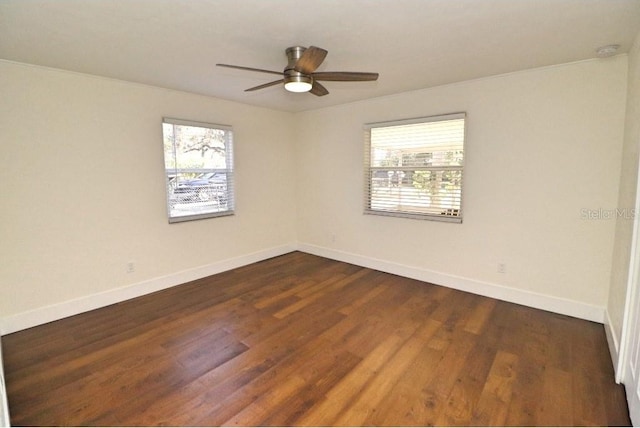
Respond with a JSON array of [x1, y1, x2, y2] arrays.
[[1, 242, 606, 335], [0, 244, 296, 335], [604, 309, 624, 383], [298, 243, 605, 323]]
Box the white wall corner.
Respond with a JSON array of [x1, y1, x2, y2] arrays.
[[0, 244, 297, 336], [297, 243, 606, 323]]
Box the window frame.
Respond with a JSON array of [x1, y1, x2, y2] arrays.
[[162, 117, 235, 223], [363, 112, 466, 223]]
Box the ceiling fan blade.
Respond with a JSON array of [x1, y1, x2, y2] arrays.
[[245, 79, 284, 92], [294, 46, 328, 74], [217, 63, 282, 76], [312, 71, 379, 81], [310, 81, 329, 97]]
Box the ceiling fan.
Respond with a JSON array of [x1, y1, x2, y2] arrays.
[[216, 46, 379, 96]]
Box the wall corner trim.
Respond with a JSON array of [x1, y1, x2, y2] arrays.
[[604, 308, 623, 382]]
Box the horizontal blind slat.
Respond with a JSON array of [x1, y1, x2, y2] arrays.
[[364, 113, 465, 222], [163, 120, 235, 222]]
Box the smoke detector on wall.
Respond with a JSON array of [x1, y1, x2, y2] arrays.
[[595, 44, 620, 58]]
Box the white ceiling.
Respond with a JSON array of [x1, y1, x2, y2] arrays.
[[1, 0, 639, 112]]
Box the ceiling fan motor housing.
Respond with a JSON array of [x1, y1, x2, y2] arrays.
[[284, 46, 313, 88]]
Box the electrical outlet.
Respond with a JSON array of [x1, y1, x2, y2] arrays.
[[126, 262, 135, 273], [331, 233, 336, 243], [497, 263, 506, 274]]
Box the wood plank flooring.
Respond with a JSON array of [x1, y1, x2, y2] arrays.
[[2, 252, 631, 426]]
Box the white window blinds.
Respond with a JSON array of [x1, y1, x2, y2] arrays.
[[162, 118, 234, 223], [364, 113, 466, 222]]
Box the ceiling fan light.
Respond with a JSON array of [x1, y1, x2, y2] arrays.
[[284, 75, 312, 92]]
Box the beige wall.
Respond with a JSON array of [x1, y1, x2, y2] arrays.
[[0, 61, 297, 318], [0, 54, 630, 330], [295, 57, 627, 309], [608, 31, 640, 347]]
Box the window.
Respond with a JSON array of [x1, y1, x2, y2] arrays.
[[162, 118, 234, 223], [364, 113, 465, 222]]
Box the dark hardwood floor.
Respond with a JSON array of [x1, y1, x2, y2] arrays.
[[2, 251, 631, 426]]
